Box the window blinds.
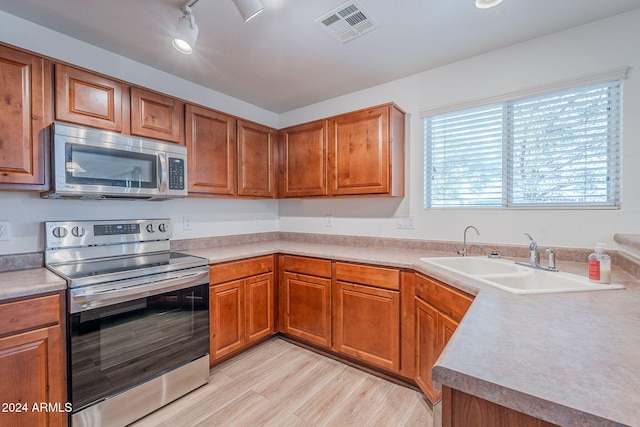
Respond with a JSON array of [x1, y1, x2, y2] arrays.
[[424, 79, 622, 208]]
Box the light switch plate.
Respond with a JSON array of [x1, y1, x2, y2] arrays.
[[396, 216, 415, 229], [0, 221, 11, 241]]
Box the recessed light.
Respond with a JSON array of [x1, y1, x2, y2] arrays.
[[475, 0, 504, 9]]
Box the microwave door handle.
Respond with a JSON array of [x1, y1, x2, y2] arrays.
[[158, 152, 167, 193]]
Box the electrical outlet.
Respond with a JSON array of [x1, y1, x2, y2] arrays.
[[0, 221, 11, 241], [183, 216, 192, 231], [396, 216, 416, 229], [255, 215, 261, 226], [325, 215, 333, 227]]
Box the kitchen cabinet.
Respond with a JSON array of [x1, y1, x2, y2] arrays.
[[209, 256, 275, 364], [185, 105, 236, 195], [130, 87, 184, 143], [55, 65, 185, 143], [237, 120, 277, 198], [0, 45, 50, 188], [55, 63, 125, 132], [0, 292, 66, 427], [280, 120, 328, 197], [441, 386, 558, 427], [333, 262, 400, 372], [279, 255, 333, 348], [328, 103, 405, 197], [414, 273, 473, 404]]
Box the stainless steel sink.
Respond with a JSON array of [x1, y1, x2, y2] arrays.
[[420, 256, 625, 294]]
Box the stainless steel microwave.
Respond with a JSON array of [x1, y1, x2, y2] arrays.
[[42, 122, 188, 200]]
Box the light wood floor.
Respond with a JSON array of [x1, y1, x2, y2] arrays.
[[131, 337, 433, 426]]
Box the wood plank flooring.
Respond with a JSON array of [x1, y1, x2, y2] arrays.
[[131, 338, 433, 426]]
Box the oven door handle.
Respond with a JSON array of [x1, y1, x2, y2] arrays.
[[72, 270, 209, 304]]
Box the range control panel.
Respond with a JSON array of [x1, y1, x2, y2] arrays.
[[45, 219, 171, 249]]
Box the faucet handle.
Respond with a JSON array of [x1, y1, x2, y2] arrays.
[[524, 232, 537, 249], [545, 248, 558, 271]]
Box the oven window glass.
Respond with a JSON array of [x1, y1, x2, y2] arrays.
[[65, 143, 157, 188], [69, 284, 209, 411]]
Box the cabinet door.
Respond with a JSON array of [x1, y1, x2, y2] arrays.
[[245, 273, 275, 343], [210, 280, 245, 362], [333, 281, 400, 371], [328, 105, 390, 195], [281, 272, 332, 348], [0, 326, 65, 427], [55, 63, 123, 131], [281, 120, 328, 197], [237, 120, 276, 197], [185, 105, 236, 195], [415, 297, 442, 403], [0, 46, 47, 186], [130, 87, 183, 143]]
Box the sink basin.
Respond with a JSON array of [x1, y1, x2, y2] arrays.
[[419, 256, 524, 276], [420, 256, 624, 294]]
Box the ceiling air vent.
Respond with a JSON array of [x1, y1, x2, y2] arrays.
[[316, 1, 380, 43]]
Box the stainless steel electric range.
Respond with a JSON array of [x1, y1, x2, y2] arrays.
[[44, 219, 210, 427]]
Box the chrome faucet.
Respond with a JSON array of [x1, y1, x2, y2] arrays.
[[517, 233, 558, 272], [458, 226, 480, 257]]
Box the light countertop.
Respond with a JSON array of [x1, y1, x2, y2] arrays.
[[3, 240, 638, 425], [0, 268, 67, 301]]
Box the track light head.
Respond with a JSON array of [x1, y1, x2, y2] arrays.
[[232, 0, 264, 22], [172, 5, 199, 54]]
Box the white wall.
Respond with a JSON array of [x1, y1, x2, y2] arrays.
[[1, 10, 639, 256], [279, 9, 640, 251]]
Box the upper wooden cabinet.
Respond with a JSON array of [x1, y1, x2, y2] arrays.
[[55, 65, 184, 143], [0, 45, 49, 188], [55, 63, 124, 132], [237, 120, 277, 198], [328, 103, 405, 197], [281, 120, 328, 197], [185, 105, 236, 195], [130, 87, 184, 143]]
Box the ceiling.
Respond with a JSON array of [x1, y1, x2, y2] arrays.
[[1, 0, 639, 113]]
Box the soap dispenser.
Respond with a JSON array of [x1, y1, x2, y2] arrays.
[[588, 243, 611, 284]]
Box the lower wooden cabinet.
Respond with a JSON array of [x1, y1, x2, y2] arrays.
[[209, 256, 275, 365], [414, 273, 474, 404], [333, 262, 401, 372], [442, 386, 559, 427], [0, 292, 66, 427], [279, 255, 332, 348]]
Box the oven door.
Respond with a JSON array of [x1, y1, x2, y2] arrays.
[[68, 277, 209, 412]]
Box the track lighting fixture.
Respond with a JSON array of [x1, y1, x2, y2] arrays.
[[231, 0, 264, 22], [172, 0, 200, 54], [171, 0, 264, 54]]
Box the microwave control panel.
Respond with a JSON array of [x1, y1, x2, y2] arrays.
[[168, 158, 185, 190]]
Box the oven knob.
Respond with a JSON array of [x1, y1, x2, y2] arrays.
[[146, 224, 155, 233], [52, 226, 68, 238], [158, 223, 168, 233], [72, 226, 86, 237]]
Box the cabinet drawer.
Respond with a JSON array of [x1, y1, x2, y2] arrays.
[[282, 255, 332, 278], [415, 273, 473, 323], [335, 262, 400, 290], [0, 294, 60, 337], [210, 256, 274, 285]]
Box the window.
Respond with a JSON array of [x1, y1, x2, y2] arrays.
[[424, 79, 622, 208]]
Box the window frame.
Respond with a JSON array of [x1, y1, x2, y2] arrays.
[[422, 70, 626, 210]]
